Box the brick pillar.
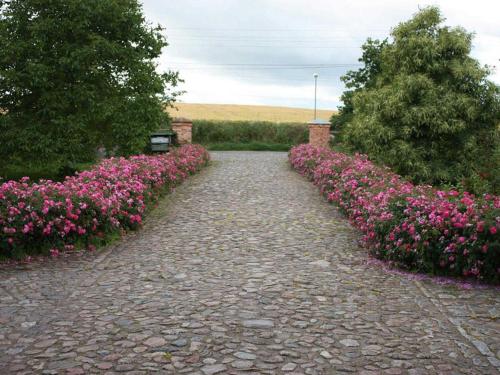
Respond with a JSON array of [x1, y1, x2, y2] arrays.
[[308, 120, 331, 148], [171, 117, 193, 144]]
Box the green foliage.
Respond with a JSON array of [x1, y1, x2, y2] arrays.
[[192, 120, 308, 147], [0, 0, 180, 170], [0, 162, 93, 182], [341, 6, 500, 193], [331, 38, 387, 132]]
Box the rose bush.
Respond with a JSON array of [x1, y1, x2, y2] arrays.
[[1, 145, 209, 259], [290, 144, 499, 283]]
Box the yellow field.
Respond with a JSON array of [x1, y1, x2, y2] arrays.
[[168, 103, 335, 123]]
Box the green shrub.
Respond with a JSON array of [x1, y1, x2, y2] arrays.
[[0, 162, 94, 182], [338, 7, 500, 194], [0, 0, 180, 168], [192, 120, 308, 147], [331, 38, 387, 133]]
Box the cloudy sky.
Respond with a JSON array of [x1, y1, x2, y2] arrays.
[[142, 0, 500, 110]]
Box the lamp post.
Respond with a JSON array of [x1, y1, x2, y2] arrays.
[[313, 73, 319, 120]]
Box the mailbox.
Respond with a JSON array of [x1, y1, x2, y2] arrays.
[[150, 130, 175, 152]]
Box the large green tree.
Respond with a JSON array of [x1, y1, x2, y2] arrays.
[[0, 0, 180, 168], [331, 38, 387, 131], [342, 7, 500, 192]]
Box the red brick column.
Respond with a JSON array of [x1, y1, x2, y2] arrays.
[[308, 120, 331, 148], [172, 117, 193, 144]]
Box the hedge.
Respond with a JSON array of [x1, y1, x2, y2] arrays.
[[0, 145, 209, 260], [192, 120, 308, 147], [290, 144, 499, 283]]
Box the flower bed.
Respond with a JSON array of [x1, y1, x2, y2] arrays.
[[289, 144, 499, 283], [1, 145, 210, 259]]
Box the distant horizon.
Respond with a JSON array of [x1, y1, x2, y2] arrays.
[[169, 102, 335, 122], [173, 101, 337, 111], [144, 0, 500, 108]]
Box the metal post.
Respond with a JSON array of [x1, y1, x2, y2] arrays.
[[313, 73, 318, 120]]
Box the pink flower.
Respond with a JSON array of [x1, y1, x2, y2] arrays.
[[288, 144, 499, 282], [476, 221, 484, 232], [0, 145, 209, 260]]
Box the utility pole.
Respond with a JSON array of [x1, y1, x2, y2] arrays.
[[313, 73, 319, 120]]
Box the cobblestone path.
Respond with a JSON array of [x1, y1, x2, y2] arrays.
[[1, 151, 499, 375]]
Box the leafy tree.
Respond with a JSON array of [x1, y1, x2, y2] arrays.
[[343, 6, 500, 192], [331, 38, 387, 131], [0, 0, 180, 169]]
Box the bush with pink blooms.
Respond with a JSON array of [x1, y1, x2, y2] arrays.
[[0, 145, 209, 259], [290, 144, 499, 283]]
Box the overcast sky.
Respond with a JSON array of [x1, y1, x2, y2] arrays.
[[142, 0, 500, 110]]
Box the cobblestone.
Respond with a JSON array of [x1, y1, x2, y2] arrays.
[[1, 151, 499, 374]]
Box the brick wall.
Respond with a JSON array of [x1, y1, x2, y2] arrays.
[[308, 123, 331, 148], [172, 118, 193, 144]]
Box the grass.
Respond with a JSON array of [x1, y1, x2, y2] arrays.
[[205, 142, 292, 151], [169, 103, 335, 122]]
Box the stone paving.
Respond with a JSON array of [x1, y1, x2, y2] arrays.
[[1, 151, 499, 375]]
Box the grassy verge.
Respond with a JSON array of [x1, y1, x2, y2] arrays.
[[205, 142, 292, 151]]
